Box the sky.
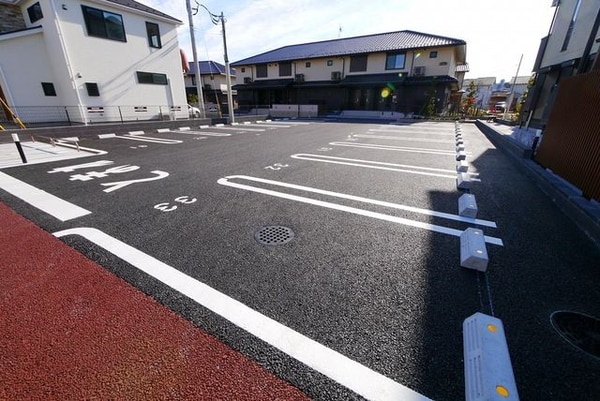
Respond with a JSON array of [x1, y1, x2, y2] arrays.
[[142, 0, 557, 81]]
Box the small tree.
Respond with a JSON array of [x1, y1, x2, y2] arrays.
[[187, 93, 198, 106], [461, 80, 478, 116]]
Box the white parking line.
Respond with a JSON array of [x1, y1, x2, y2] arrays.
[[368, 129, 454, 136], [54, 227, 432, 401], [224, 175, 496, 228], [330, 142, 457, 156], [0, 172, 91, 221], [161, 130, 231, 137], [218, 176, 503, 246], [292, 154, 456, 179], [104, 135, 182, 144], [212, 126, 266, 132], [291, 154, 480, 178], [354, 134, 454, 144]]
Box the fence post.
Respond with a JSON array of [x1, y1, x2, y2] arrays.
[[118, 106, 124, 124], [65, 107, 71, 126]]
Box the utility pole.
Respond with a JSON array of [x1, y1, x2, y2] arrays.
[[503, 54, 522, 120], [199, 5, 235, 124], [186, 0, 205, 118]]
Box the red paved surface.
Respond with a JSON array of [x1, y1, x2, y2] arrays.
[[0, 202, 310, 400]]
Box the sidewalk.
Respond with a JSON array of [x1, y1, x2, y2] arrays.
[[0, 203, 309, 400], [476, 120, 600, 248]]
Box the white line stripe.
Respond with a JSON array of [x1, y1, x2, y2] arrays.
[[163, 130, 231, 137], [368, 129, 454, 136], [357, 134, 454, 144], [218, 176, 503, 246], [212, 126, 266, 132], [330, 142, 456, 156], [53, 227, 432, 401], [0, 172, 91, 221], [118, 135, 182, 144], [266, 121, 311, 125], [292, 154, 456, 179], [293, 154, 479, 177], [227, 175, 497, 228], [248, 124, 291, 128]]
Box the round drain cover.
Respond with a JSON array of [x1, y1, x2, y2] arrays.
[[255, 226, 294, 245], [551, 311, 600, 359]]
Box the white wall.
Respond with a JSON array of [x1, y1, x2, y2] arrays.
[[0, 0, 186, 122], [542, 0, 600, 67]]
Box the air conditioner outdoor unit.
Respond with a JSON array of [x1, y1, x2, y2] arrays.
[[295, 73, 305, 82], [414, 66, 426, 76], [331, 71, 342, 81], [243, 77, 252, 84]]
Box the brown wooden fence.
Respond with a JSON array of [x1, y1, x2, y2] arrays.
[[535, 69, 600, 201]]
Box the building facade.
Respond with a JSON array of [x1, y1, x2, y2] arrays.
[[231, 30, 468, 116], [0, 0, 187, 124], [525, 0, 600, 128], [184, 60, 236, 112]]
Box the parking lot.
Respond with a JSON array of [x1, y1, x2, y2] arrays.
[[1, 120, 598, 400]]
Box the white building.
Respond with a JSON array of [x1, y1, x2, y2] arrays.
[[0, 0, 187, 125]]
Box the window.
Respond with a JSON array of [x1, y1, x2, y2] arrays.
[[41, 82, 56, 96], [82, 5, 126, 42], [429, 51, 438, 58], [279, 62, 292, 77], [561, 0, 582, 51], [85, 82, 100, 96], [136, 71, 168, 85], [306, 62, 311, 68], [27, 2, 43, 23], [349, 55, 368, 72], [327, 60, 333, 66], [385, 53, 406, 70], [145, 22, 161, 48], [256, 64, 267, 78], [241, 67, 246, 73]]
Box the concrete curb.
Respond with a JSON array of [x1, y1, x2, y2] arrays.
[[475, 120, 600, 249]]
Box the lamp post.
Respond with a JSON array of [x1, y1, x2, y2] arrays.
[[186, 0, 205, 118], [197, 4, 235, 124]]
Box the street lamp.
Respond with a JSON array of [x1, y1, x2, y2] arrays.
[[196, 3, 235, 124]]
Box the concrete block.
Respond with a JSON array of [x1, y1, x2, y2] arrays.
[[178, 127, 191, 131], [457, 159, 469, 172], [463, 312, 519, 401], [128, 130, 145, 136], [457, 172, 472, 190], [456, 151, 467, 161], [457, 144, 466, 152], [456, 138, 464, 145], [156, 128, 170, 133], [460, 228, 489, 271], [458, 193, 478, 218]]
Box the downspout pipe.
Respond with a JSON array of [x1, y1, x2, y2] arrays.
[[50, 0, 87, 125]]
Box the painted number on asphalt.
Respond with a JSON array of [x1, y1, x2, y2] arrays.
[[264, 163, 289, 171], [154, 196, 197, 212]]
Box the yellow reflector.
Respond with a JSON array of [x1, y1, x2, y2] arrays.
[[496, 385, 510, 397], [487, 324, 498, 332]]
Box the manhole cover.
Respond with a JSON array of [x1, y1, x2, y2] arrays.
[[255, 226, 294, 245], [551, 311, 600, 359]]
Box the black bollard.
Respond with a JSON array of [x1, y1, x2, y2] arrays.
[[11, 134, 27, 163]]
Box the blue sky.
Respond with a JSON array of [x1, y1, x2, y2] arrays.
[[144, 0, 556, 81]]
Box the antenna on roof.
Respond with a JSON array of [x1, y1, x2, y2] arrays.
[[338, 25, 342, 38]]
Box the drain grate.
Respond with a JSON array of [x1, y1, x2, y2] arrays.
[[255, 226, 295, 245], [551, 311, 600, 359]]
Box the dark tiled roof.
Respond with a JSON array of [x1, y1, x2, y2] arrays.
[[232, 30, 466, 66], [188, 61, 236, 76], [105, 0, 182, 23]]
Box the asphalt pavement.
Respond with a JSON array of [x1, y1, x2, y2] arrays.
[[1, 120, 598, 400]]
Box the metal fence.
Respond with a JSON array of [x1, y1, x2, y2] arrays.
[[0, 105, 209, 126], [534, 70, 600, 201]]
